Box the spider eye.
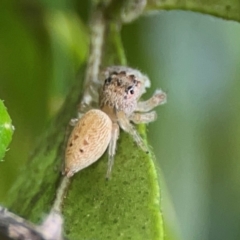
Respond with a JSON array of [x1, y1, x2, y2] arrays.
[[127, 86, 134, 95], [104, 77, 111, 85]]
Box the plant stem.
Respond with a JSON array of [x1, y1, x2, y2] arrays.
[[80, 9, 107, 113]]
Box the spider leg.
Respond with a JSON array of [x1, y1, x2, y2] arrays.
[[106, 123, 119, 179], [130, 111, 157, 124], [136, 89, 167, 112], [117, 111, 148, 153]]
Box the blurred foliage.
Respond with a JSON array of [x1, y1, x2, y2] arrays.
[[146, 0, 240, 23], [1, 0, 240, 240], [0, 0, 88, 200]]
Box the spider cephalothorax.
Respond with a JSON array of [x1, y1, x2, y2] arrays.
[[100, 69, 143, 117], [64, 66, 167, 178]]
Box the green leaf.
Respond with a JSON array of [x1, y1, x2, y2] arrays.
[[0, 100, 14, 161], [146, 0, 240, 23], [63, 128, 163, 240]]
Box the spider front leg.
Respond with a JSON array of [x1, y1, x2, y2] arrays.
[[117, 111, 149, 153], [106, 123, 119, 179], [136, 89, 167, 112], [130, 111, 157, 124]]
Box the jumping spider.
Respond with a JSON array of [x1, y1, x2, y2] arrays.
[[64, 66, 167, 179]]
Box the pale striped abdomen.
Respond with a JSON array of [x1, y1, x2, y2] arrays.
[[64, 109, 112, 178]]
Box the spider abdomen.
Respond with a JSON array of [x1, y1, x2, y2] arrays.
[[64, 109, 112, 178]]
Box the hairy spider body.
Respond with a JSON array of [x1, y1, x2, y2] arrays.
[[64, 66, 167, 178]]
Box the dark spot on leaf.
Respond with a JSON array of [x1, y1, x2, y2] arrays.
[[69, 143, 73, 147], [80, 149, 84, 153], [225, 4, 231, 11]]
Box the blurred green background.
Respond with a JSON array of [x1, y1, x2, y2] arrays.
[[1, 1, 240, 240]]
